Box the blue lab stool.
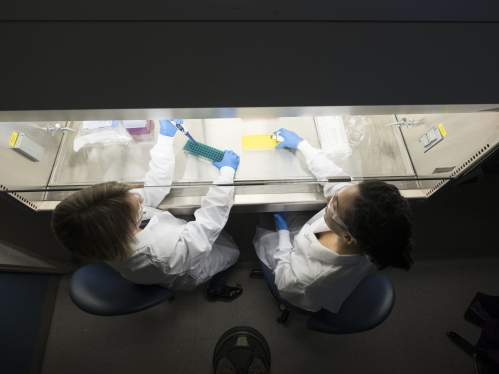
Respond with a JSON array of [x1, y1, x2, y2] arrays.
[[69, 263, 173, 316], [250, 262, 395, 333], [250, 262, 314, 323]]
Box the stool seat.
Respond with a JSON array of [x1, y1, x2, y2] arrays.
[[253, 261, 395, 333], [307, 272, 395, 334], [69, 263, 173, 316]]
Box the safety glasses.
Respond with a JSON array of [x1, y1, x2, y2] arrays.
[[327, 193, 349, 231], [131, 193, 144, 226]]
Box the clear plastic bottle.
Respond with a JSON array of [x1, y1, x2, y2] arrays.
[[345, 116, 371, 147], [316, 116, 353, 160]]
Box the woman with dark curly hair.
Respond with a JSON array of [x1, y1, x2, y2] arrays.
[[253, 128, 413, 313]]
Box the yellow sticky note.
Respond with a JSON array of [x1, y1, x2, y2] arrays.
[[438, 124, 447, 137], [9, 132, 19, 147]]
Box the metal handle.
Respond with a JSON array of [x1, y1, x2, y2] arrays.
[[386, 118, 425, 128], [45, 123, 78, 136]]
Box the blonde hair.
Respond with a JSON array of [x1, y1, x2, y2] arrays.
[[51, 182, 138, 261]]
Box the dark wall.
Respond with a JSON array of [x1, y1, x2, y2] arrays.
[[1, 22, 499, 111], [0, 196, 71, 262], [2, 0, 499, 21]]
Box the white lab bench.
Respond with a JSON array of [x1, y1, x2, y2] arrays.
[[41, 115, 412, 213]]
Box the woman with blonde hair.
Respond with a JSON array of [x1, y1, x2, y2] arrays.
[[53, 119, 243, 301]]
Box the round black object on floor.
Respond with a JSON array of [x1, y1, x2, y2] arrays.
[[213, 326, 271, 374]]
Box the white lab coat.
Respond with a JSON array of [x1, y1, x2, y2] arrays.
[[107, 135, 239, 291], [253, 141, 373, 313]]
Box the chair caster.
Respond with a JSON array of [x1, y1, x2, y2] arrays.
[[277, 309, 290, 324], [249, 269, 263, 278]]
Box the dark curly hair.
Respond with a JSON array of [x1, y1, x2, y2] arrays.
[[343, 180, 414, 271]]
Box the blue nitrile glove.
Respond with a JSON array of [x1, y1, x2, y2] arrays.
[[159, 119, 184, 137], [212, 150, 240, 171], [274, 212, 289, 231], [274, 128, 303, 149]]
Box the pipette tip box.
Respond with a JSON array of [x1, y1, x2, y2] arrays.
[[182, 140, 224, 163], [242, 134, 280, 149]]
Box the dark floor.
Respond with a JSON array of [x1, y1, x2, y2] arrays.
[[42, 174, 499, 374], [0, 273, 51, 374]]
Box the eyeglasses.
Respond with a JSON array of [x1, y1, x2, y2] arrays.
[[327, 194, 349, 231], [131, 193, 144, 226]]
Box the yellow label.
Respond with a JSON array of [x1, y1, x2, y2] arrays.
[[9, 132, 19, 147], [438, 123, 447, 137]]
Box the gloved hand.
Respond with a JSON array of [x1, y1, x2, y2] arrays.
[[159, 119, 184, 137], [212, 150, 240, 171], [274, 212, 289, 231], [274, 128, 303, 149]]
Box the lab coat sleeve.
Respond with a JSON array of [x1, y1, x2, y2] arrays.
[[305, 261, 372, 313], [273, 230, 301, 294], [138, 135, 176, 208], [172, 167, 236, 272], [297, 140, 351, 197]]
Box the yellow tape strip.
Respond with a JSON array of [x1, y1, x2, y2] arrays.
[[438, 123, 447, 137], [9, 132, 19, 147]]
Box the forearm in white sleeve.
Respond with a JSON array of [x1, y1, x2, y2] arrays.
[[297, 140, 350, 197], [297, 140, 321, 163], [192, 166, 235, 244], [297, 140, 346, 181], [173, 167, 236, 271], [142, 135, 176, 208], [214, 166, 236, 184], [272, 230, 299, 292]]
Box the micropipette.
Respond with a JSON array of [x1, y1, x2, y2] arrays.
[[171, 121, 197, 144]]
